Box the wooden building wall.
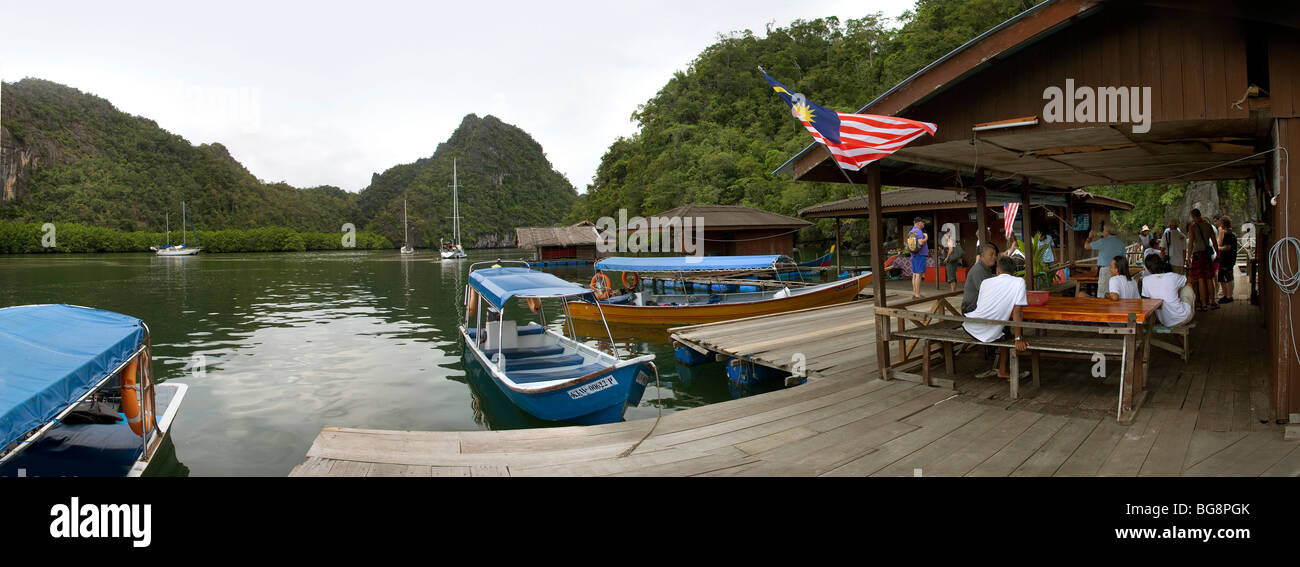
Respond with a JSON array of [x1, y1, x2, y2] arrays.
[[703, 229, 797, 257], [898, 3, 1255, 146]]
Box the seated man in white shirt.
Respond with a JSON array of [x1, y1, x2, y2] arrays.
[[1140, 253, 1195, 327], [962, 257, 1029, 379]]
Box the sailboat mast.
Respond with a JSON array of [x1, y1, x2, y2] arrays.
[[453, 159, 459, 245], [404, 199, 409, 246], [182, 201, 187, 246], [166, 212, 170, 247]]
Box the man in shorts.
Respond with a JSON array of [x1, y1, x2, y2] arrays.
[[1185, 209, 1217, 311], [909, 217, 929, 299], [1216, 216, 1239, 304]]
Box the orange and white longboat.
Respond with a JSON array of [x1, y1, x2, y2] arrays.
[[567, 255, 872, 326]]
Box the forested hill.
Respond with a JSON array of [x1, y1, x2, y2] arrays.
[[359, 114, 578, 249], [0, 78, 361, 233], [565, 0, 1038, 223]]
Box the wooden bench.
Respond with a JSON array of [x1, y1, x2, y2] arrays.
[[1151, 321, 1197, 362], [877, 307, 1139, 415]]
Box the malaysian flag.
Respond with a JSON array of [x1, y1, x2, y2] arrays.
[[762, 69, 936, 171], [1003, 202, 1020, 240]]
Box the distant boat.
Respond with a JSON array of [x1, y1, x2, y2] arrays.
[[441, 159, 468, 259], [460, 261, 656, 424], [154, 201, 200, 256], [0, 304, 189, 477], [401, 199, 414, 255]]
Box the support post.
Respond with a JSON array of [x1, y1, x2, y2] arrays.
[[975, 169, 989, 248], [1064, 194, 1076, 268], [835, 218, 842, 278], [1021, 178, 1035, 290], [868, 164, 891, 380]]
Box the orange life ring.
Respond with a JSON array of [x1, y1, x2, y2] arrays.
[[466, 287, 479, 322], [621, 272, 640, 289], [526, 297, 542, 313], [590, 273, 613, 300], [119, 354, 155, 437]]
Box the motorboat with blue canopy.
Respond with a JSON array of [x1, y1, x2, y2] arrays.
[[0, 304, 188, 477], [594, 255, 795, 273], [460, 261, 657, 425]]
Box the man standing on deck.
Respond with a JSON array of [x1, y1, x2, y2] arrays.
[[1084, 222, 1125, 298], [1186, 208, 1217, 311], [909, 217, 929, 300], [1161, 219, 1187, 275]]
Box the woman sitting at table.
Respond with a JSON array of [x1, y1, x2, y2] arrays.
[[1104, 255, 1139, 300], [1140, 253, 1195, 327]]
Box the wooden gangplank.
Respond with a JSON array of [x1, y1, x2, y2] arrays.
[[669, 301, 881, 381]]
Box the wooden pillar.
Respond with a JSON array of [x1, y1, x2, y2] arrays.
[[975, 169, 989, 247], [867, 163, 891, 380], [1021, 178, 1034, 290], [1064, 195, 1076, 268], [835, 218, 842, 276]]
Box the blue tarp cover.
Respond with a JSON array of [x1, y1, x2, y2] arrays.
[[469, 267, 594, 309], [0, 305, 144, 449], [595, 255, 794, 273]]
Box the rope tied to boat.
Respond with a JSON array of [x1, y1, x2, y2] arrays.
[[618, 362, 662, 459]]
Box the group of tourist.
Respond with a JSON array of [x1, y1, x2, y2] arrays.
[[926, 210, 1242, 380]]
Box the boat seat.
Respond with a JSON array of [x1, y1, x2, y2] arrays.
[[504, 354, 586, 371], [482, 345, 566, 359], [466, 323, 544, 340], [506, 362, 612, 384]]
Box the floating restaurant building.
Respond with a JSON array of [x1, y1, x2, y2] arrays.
[[776, 0, 1300, 420]]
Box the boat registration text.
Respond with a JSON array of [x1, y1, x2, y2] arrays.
[[568, 376, 617, 399]]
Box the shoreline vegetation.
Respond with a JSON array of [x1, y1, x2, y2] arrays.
[[0, 221, 393, 254]]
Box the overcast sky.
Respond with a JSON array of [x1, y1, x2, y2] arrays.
[[1, 0, 915, 193]]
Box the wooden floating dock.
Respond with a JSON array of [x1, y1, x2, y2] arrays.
[[291, 295, 1296, 477], [669, 300, 884, 384]]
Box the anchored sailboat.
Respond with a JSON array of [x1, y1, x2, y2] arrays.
[[154, 201, 200, 256], [441, 159, 467, 259]]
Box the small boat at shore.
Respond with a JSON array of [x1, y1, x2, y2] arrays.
[[0, 305, 188, 477], [567, 255, 872, 326], [460, 261, 657, 424]]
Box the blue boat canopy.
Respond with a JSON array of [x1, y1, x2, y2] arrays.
[[469, 267, 595, 309], [595, 255, 795, 273], [0, 305, 145, 450]]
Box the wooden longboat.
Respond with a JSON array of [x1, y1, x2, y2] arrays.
[[567, 272, 872, 325]]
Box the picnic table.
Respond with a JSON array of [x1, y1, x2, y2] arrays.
[[878, 295, 1164, 422], [1023, 296, 1163, 420]]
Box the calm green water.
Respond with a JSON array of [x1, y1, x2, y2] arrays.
[[0, 250, 785, 476]]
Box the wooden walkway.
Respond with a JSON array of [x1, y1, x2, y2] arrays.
[[291, 296, 1295, 477]]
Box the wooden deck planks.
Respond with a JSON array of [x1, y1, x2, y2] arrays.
[[290, 289, 1289, 478]]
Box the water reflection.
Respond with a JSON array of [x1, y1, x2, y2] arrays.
[[0, 250, 800, 476]]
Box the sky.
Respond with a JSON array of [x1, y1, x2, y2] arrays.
[[1, 0, 915, 193]]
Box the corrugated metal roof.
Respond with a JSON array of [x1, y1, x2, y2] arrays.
[[514, 225, 600, 249], [798, 187, 969, 216], [655, 204, 811, 229], [797, 187, 1134, 217]]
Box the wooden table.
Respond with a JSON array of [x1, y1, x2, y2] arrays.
[[1022, 296, 1163, 421]]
